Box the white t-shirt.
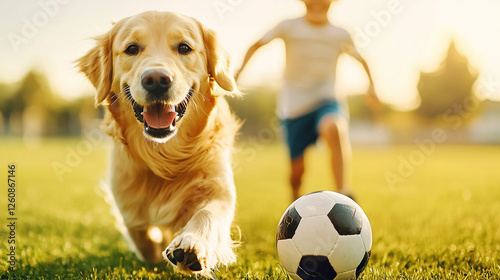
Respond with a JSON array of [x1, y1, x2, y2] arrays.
[[260, 17, 360, 119]]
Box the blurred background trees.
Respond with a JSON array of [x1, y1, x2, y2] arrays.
[[416, 41, 479, 121], [0, 69, 100, 141]]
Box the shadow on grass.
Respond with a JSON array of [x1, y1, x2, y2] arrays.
[[1, 243, 287, 280], [0, 217, 197, 280], [1, 247, 195, 280], [0, 214, 279, 279]]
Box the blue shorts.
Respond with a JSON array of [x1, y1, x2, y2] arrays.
[[281, 101, 344, 160]]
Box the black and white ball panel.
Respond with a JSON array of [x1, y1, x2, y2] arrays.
[[360, 215, 372, 251], [356, 251, 371, 278], [328, 235, 366, 275], [293, 215, 339, 255], [327, 204, 363, 236], [277, 239, 302, 277], [277, 205, 302, 240], [295, 192, 337, 217], [297, 255, 337, 280]]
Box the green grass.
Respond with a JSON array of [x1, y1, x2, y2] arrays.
[[1, 138, 500, 279]]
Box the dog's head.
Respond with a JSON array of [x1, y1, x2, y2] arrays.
[[78, 11, 238, 143]]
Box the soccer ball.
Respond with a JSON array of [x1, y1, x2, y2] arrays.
[[276, 191, 372, 280]]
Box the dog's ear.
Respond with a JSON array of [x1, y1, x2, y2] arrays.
[[200, 24, 240, 96], [76, 28, 115, 104]]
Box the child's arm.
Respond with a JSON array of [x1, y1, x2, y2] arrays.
[[235, 41, 266, 81], [235, 20, 288, 82], [353, 55, 381, 111]]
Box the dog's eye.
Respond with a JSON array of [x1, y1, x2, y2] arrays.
[[178, 43, 192, 55], [125, 44, 140, 56]]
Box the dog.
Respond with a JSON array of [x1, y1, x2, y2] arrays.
[[77, 11, 241, 277]]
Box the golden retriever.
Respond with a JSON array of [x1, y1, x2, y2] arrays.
[[77, 10, 240, 277]]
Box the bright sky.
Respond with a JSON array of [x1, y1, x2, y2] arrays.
[[0, 0, 499, 110]]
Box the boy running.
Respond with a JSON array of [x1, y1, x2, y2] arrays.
[[237, 0, 380, 200]]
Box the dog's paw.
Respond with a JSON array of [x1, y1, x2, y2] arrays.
[[164, 248, 204, 272], [163, 234, 211, 276]]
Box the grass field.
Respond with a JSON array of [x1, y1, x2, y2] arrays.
[[1, 138, 500, 279]]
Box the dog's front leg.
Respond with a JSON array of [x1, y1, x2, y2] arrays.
[[163, 195, 236, 276], [127, 227, 164, 264]]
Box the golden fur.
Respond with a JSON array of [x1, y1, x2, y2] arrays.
[[77, 11, 240, 277]]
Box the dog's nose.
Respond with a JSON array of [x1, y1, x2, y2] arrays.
[[141, 69, 173, 95]]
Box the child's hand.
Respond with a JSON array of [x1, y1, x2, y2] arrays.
[[365, 84, 382, 112]]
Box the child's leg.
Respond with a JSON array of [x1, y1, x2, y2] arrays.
[[290, 155, 305, 201], [317, 114, 351, 193], [282, 113, 316, 201]]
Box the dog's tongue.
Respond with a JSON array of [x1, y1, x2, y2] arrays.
[[141, 103, 177, 129]]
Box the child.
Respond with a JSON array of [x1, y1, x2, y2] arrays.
[[236, 0, 380, 201]]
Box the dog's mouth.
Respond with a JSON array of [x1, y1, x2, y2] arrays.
[[124, 85, 194, 142]]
